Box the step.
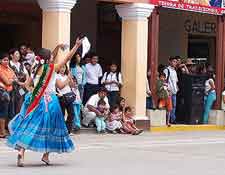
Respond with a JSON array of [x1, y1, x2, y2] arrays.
[[150, 125, 225, 132]]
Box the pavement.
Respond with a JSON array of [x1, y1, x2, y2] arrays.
[[0, 131, 225, 175]]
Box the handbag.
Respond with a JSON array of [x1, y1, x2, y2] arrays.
[[0, 87, 10, 102], [63, 92, 76, 105]]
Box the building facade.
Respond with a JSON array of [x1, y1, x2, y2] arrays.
[[0, 0, 224, 127]]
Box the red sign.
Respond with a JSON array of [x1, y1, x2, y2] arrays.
[[150, 0, 225, 15]]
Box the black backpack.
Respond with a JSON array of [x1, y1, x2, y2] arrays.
[[165, 67, 170, 83], [105, 71, 120, 82]]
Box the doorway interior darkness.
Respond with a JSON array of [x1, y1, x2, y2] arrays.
[[0, 24, 21, 52], [188, 35, 216, 66]]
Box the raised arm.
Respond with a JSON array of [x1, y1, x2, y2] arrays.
[[55, 38, 83, 72]]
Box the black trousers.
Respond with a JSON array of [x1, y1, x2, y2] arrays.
[[108, 91, 120, 107], [59, 96, 75, 134], [83, 83, 100, 105]]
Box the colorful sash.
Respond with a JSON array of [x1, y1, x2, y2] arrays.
[[25, 64, 54, 117]]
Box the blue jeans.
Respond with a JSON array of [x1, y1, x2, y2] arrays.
[[95, 117, 106, 132], [170, 94, 177, 123], [78, 85, 84, 102], [146, 96, 153, 109], [73, 103, 81, 129], [203, 91, 216, 124]]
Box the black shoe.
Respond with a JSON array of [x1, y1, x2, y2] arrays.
[[170, 121, 177, 124], [88, 123, 95, 128], [73, 126, 80, 132], [81, 124, 89, 128], [101, 130, 106, 134]]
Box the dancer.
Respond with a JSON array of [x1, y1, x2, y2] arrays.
[[7, 37, 83, 167]]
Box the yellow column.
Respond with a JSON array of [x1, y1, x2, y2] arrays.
[[37, 0, 77, 61], [116, 3, 154, 117]]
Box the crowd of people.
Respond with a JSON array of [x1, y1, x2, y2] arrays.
[[156, 56, 216, 126], [0, 41, 219, 138], [0, 35, 220, 167], [0, 42, 144, 139]]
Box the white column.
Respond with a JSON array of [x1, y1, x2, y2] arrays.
[[37, 0, 77, 61], [116, 3, 154, 119]]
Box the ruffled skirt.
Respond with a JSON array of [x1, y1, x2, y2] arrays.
[[7, 93, 75, 153]]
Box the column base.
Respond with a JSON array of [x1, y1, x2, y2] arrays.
[[134, 116, 150, 130], [147, 109, 167, 127], [209, 110, 225, 126]]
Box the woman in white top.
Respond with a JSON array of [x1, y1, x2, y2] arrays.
[[203, 68, 216, 124], [9, 48, 29, 115], [56, 65, 75, 134], [70, 53, 86, 101]]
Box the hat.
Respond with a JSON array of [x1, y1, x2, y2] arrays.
[[186, 58, 194, 65]]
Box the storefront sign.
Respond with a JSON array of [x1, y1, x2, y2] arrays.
[[150, 0, 225, 15], [184, 19, 216, 33]]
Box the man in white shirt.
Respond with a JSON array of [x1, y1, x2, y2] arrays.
[[82, 87, 110, 127], [83, 53, 103, 105], [164, 57, 178, 124], [101, 63, 122, 106]]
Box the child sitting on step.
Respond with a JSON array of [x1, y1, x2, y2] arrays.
[[95, 99, 109, 134], [122, 107, 143, 135], [106, 105, 124, 134]]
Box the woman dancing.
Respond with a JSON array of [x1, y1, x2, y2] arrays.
[[7, 38, 83, 167]]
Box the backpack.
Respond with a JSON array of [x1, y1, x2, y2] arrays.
[[165, 67, 170, 83], [105, 71, 121, 89], [105, 71, 120, 82]]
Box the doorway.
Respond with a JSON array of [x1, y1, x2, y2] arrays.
[[188, 35, 216, 66]]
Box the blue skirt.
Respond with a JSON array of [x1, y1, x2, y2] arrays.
[[7, 93, 75, 153]]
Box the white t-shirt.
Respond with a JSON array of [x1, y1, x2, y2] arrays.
[[164, 66, 178, 95], [56, 74, 71, 95], [101, 72, 122, 92], [86, 63, 102, 85], [85, 94, 110, 110], [76, 65, 83, 85], [205, 78, 215, 94], [10, 60, 28, 75]]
